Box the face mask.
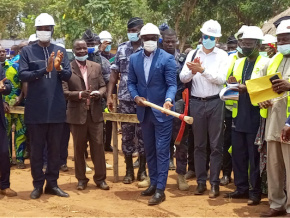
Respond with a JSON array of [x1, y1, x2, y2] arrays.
[[36, 31, 51, 42], [127, 33, 139, 42], [74, 54, 88, 62], [228, 50, 237, 56], [196, 44, 202, 50], [143, 40, 157, 53], [105, 44, 111, 52], [87, 45, 99, 54], [278, 44, 290, 55], [242, 47, 256, 57], [259, 52, 268, 57], [202, 38, 215, 50], [236, 46, 243, 54]]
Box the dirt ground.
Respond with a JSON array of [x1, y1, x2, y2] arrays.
[[2, 134, 269, 217]]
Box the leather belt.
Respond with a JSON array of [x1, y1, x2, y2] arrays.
[[191, 94, 219, 101]]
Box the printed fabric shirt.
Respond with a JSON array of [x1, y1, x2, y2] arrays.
[[111, 41, 142, 101], [3, 55, 22, 105], [174, 50, 185, 101]]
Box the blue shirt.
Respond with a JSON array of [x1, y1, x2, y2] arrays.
[[142, 49, 156, 83]]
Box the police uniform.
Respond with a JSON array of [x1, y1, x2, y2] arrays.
[[111, 41, 144, 156]]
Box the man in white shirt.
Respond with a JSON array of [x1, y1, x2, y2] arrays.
[[180, 19, 228, 198]]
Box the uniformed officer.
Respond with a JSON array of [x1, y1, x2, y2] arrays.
[[107, 17, 146, 184], [19, 13, 72, 199]]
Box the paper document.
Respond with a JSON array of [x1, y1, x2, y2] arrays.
[[245, 73, 284, 105]]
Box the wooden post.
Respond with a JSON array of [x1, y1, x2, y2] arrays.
[[112, 94, 119, 182]]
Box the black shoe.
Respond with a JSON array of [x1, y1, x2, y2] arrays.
[[104, 145, 113, 152], [148, 190, 165, 205], [30, 188, 43, 199], [194, 183, 207, 195], [137, 155, 147, 181], [248, 196, 261, 206], [77, 180, 89, 190], [123, 155, 135, 184], [60, 164, 68, 172], [209, 185, 220, 198], [224, 190, 249, 199], [44, 186, 69, 197], [220, 175, 231, 186], [97, 181, 110, 190], [141, 185, 156, 196]]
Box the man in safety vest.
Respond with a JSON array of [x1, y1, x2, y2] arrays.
[[221, 28, 246, 186], [225, 26, 269, 206], [260, 19, 290, 217]]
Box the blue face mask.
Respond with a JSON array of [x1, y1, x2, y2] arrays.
[[228, 50, 237, 56], [259, 52, 268, 57], [278, 44, 290, 55], [127, 33, 139, 42], [105, 44, 111, 52], [75, 54, 88, 62], [87, 45, 99, 54], [202, 38, 215, 50], [236, 46, 243, 54]]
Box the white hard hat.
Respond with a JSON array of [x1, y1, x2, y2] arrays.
[[262, 34, 277, 44], [234, 25, 248, 39], [276, 19, 290, 35], [35, 13, 55, 27], [200, 19, 222, 37], [140, 23, 160, 36], [28, 34, 38, 42], [241, 26, 264, 40], [99, 31, 112, 43]]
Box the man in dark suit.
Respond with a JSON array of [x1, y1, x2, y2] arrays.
[[19, 13, 71, 199], [63, 39, 109, 191], [128, 23, 177, 205], [0, 60, 17, 197]]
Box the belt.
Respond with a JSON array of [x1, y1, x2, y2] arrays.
[[191, 94, 219, 101]]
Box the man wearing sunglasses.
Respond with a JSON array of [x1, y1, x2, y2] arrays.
[[180, 19, 228, 198]]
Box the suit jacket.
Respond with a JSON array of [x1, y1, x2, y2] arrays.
[[62, 60, 106, 125], [286, 116, 290, 126], [0, 65, 12, 128], [127, 48, 177, 123]]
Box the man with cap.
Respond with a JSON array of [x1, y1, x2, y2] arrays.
[[107, 17, 146, 185], [180, 19, 228, 198], [259, 19, 290, 217], [99, 31, 115, 61], [128, 23, 177, 205], [19, 13, 72, 199], [225, 26, 269, 205], [0, 49, 17, 197], [261, 34, 277, 58]]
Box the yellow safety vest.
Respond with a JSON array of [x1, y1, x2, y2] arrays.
[[261, 52, 290, 118], [232, 55, 269, 118], [225, 54, 238, 107]]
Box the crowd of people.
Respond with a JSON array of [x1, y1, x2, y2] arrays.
[[1, 11, 290, 216]]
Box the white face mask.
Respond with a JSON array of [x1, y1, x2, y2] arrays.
[[278, 44, 290, 55], [36, 31, 52, 42], [143, 40, 157, 53]]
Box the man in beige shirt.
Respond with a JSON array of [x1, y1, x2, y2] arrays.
[[260, 19, 290, 217]]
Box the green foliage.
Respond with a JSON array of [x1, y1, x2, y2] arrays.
[[2, 0, 290, 50]]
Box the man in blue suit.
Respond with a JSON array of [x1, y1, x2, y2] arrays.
[[128, 23, 177, 205]]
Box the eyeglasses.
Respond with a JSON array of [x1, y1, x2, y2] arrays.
[[203, 35, 215, 41]]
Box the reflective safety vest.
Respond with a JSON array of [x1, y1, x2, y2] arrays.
[[232, 55, 270, 118], [225, 54, 238, 107], [261, 52, 290, 118]]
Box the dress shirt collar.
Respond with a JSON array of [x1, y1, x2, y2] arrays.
[[142, 48, 157, 58], [198, 46, 219, 55]]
